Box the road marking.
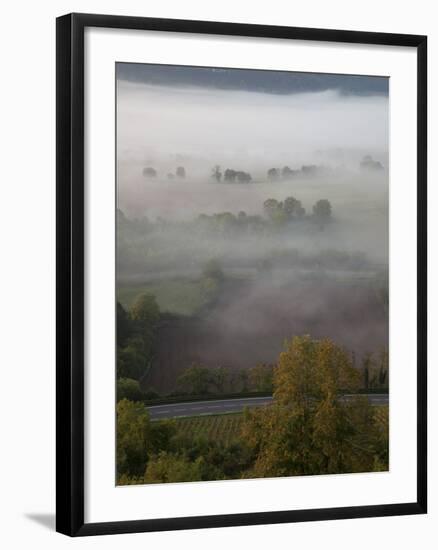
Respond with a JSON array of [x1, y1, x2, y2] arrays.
[[148, 394, 388, 420], [146, 396, 273, 410]]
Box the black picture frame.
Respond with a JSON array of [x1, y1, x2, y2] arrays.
[[56, 12, 427, 537]]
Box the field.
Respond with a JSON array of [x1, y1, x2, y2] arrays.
[[173, 413, 243, 446], [118, 279, 209, 316]]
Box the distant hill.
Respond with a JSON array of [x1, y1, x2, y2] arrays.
[[116, 63, 389, 97]]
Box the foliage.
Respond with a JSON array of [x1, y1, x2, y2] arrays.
[[248, 364, 274, 392], [117, 336, 149, 380], [117, 399, 152, 477], [116, 293, 160, 381], [223, 168, 252, 183], [130, 293, 160, 326], [211, 165, 222, 182], [119, 279, 212, 316], [263, 196, 306, 224], [116, 399, 176, 480], [312, 199, 332, 228], [240, 336, 384, 478], [176, 166, 186, 178], [117, 377, 145, 402], [361, 350, 389, 390], [142, 166, 157, 177], [177, 364, 212, 395], [144, 452, 208, 483]]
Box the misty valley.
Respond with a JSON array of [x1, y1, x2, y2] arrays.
[[115, 65, 389, 485], [117, 171, 388, 397]]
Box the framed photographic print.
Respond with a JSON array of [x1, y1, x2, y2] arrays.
[[56, 13, 427, 536]]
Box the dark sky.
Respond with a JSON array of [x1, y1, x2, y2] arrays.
[[116, 63, 388, 96]]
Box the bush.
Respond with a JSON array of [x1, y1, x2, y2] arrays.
[[117, 378, 144, 402]]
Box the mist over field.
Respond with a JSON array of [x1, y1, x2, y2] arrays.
[[116, 65, 389, 395]]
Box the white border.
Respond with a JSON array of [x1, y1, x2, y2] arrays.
[[84, 27, 417, 523]]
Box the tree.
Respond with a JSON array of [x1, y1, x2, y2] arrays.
[[283, 196, 299, 217], [302, 164, 318, 176], [177, 364, 212, 395], [117, 378, 144, 402], [144, 452, 206, 484], [224, 168, 236, 182], [117, 336, 148, 380], [236, 171, 252, 183], [130, 293, 160, 326], [122, 294, 160, 379], [142, 166, 157, 178], [281, 166, 296, 179], [270, 206, 288, 225], [117, 399, 151, 477], [211, 165, 222, 182], [360, 155, 383, 171], [378, 350, 389, 388], [267, 167, 279, 180], [283, 196, 305, 220], [312, 199, 332, 228], [362, 353, 373, 390], [372, 406, 389, 470], [176, 166, 186, 178], [238, 369, 249, 392], [240, 336, 381, 478], [117, 399, 176, 480], [263, 198, 281, 219], [210, 366, 230, 393], [249, 364, 274, 392]]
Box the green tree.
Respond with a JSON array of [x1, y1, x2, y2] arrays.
[[144, 452, 206, 484], [117, 378, 144, 402], [249, 364, 274, 392], [142, 166, 157, 178], [372, 406, 389, 469], [130, 293, 160, 326], [117, 400, 176, 480], [210, 366, 230, 393], [117, 336, 148, 380], [177, 364, 212, 395], [263, 198, 281, 220], [362, 353, 373, 390], [176, 166, 186, 179], [128, 293, 160, 374], [267, 168, 279, 180], [284, 196, 305, 219], [283, 196, 299, 217], [117, 399, 151, 477], [312, 199, 332, 228], [281, 166, 294, 179], [211, 165, 222, 182]]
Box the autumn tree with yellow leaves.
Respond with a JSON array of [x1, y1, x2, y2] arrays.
[[241, 335, 388, 478]]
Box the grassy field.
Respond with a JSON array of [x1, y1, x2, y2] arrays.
[[118, 279, 209, 316], [173, 414, 243, 446]]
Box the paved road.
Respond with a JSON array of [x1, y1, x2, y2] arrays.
[[147, 394, 388, 420]]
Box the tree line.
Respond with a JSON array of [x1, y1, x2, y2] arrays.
[[142, 155, 383, 183]]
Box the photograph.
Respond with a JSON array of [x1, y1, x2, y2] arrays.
[[115, 62, 390, 486]]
